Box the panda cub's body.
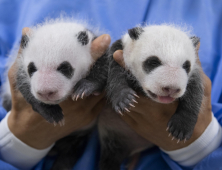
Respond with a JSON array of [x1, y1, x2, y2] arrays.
[[99, 25, 203, 170], [1, 19, 108, 170]]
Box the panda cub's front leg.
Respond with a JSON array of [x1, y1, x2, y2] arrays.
[[167, 68, 204, 141], [72, 53, 108, 100], [106, 40, 138, 114]]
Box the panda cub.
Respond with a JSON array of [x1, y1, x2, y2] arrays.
[[1, 20, 108, 124], [100, 25, 203, 169], [1, 20, 108, 170]]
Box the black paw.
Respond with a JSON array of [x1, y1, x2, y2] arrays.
[[72, 79, 102, 100], [33, 103, 64, 125], [112, 88, 138, 115], [167, 113, 197, 142]]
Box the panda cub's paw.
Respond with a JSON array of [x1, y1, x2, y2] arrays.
[[72, 79, 102, 101], [32, 103, 64, 125], [112, 88, 138, 115], [167, 113, 196, 142]]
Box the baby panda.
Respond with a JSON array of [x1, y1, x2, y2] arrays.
[[99, 25, 203, 170], [1, 20, 108, 124], [1, 19, 108, 170]]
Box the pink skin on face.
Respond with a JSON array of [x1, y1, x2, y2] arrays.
[[158, 96, 175, 104]]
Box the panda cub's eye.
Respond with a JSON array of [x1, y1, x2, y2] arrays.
[[183, 60, 191, 74], [28, 62, 37, 77], [57, 61, 74, 79], [143, 56, 162, 73]]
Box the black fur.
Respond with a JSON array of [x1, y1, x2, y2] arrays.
[[106, 39, 142, 113], [28, 62, 37, 77], [21, 35, 29, 49], [77, 31, 89, 45], [2, 94, 12, 112], [167, 68, 203, 140], [128, 27, 144, 40], [143, 56, 162, 73], [73, 51, 109, 98], [99, 132, 130, 170], [57, 61, 74, 79], [51, 129, 93, 170], [182, 60, 191, 74], [190, 36, 200, 47]]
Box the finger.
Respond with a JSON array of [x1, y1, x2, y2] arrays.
[[113, 50, 125, 68], [91, 34, 111, 61]]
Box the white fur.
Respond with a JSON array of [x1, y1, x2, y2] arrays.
[[122, 25, 197, 103], [3, 19, 97, 105]]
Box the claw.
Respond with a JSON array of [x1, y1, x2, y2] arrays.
[[177, 139, 180, 144], [184, 139, 187, 143], [76, 95, 80, 101], [72, 95, 76, 101], [172, 137, 174, 141], [59, 119, 65, 126], [166, 127, 169, 131], [81, 92, 85, 99], [118, 110, 123, 116], [132, 99, 138, 103], [129, 103, 135, 107], [168, 133, 171, 137], [53, 122, 57, 127], [134, 94, 140, 98], [125, 108, 130, 112]]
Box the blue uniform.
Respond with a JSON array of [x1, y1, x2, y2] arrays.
[[0, 0, 222, 169]]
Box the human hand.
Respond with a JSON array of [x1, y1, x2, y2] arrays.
[[113, 47, 212, 151], [8, 28, 111, 149]]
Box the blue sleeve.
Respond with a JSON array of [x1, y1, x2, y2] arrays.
[[0, 0, 222, 170]]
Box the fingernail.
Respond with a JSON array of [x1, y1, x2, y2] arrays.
[[101, 35, 110, 46]]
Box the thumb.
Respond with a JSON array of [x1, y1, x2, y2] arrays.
[[91, 34, 111, 61], [113, 50, 125, 68]]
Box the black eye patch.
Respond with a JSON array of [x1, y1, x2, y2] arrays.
[[57, 61, 74, 79], [183, 60, 191, 74], [143, 56, 162, 73], [28, 62, 37, 77]]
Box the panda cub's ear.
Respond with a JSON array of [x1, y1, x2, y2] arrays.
[[77, 31, 89, 45], [128, 27, 144, 40], [190, 36, 200, 47], [190, 36, 200, 54], [20, 35, 29, 49]]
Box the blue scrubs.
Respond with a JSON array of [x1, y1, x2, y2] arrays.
[[0, 0, 222, 169]]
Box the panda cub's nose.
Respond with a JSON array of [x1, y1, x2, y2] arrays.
[[162, 87, 180, 95], [37, 90, 58, 99]]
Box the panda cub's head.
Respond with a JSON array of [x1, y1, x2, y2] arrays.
[[122, 25, 199, 104], [19, 21, 95, 104]]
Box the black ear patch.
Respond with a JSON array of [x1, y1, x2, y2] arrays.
[[183, 60, 191, 74], [77, 31, 89, 45], [28, 62, 37, 77], [57, 61, 74, 79], [190, 36, 200, 47], [21, 35, 29, 49], [128, 27, 144, 40], [143, 56, 162, 73]]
